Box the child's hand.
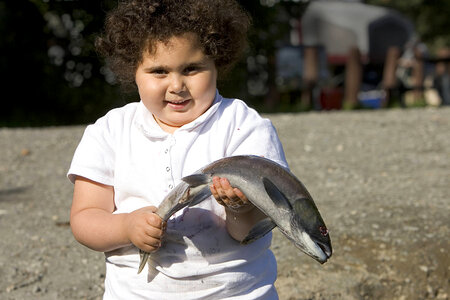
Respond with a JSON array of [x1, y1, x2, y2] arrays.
[[125, 206, 166, 253], [210, 176, 254, 213]]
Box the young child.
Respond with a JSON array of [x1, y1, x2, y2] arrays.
[[68, 0, 288, 299]]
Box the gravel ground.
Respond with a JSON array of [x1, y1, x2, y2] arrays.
[[0, 107, 449, 299]]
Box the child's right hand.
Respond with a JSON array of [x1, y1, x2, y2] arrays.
[[125, 206, 166, 253]]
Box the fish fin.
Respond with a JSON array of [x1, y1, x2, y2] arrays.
[[188, 186, 212, 207], [138, 250, 150, 274], [182, 174, 210, 187], [241, 218, 276, 244], [262, 177, 292, 210], [293, 197, 323, 225], [293, 198, 310, 214]]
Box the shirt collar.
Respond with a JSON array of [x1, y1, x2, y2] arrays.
[[134, 90, 223, 139]]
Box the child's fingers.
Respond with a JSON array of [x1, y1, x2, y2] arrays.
[[144, 224, 164, 239], [126, 207, 166, 253], [210, 181, 220, 199], [133, 229, 162, 253], [218, 178, 249, 203], [219, 178, 237, 198], [210, 182, 225, 206], [141, 237, 162, 253], [219, 178, 244, 208], [212, 177, 233, 202], [212, 176, 224, 195], [211, 177, 225, 204], [233, 187, 248, 203], [140, 222, 165, 252], [211, 176, 252, 210], [145, 213, 163, 229]]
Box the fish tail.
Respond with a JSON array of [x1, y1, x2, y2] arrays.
[[138, 250, 149, 274]]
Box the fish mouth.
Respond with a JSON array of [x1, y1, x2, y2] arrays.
[[297, 232, 332, 264], [316, 241, 332, 263]]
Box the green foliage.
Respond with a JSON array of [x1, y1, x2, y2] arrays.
[[0, 0, 126, 126], [8, 0, 448, 126], [0, 0, 307, 126], [0, 0, 450, 126]]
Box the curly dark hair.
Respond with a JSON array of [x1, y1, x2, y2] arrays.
[[95, 0, 251, 89]]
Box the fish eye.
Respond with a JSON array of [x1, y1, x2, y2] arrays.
[[319, 226, 329, 237]]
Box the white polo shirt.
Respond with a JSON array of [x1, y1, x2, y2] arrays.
[[68, 92, 288, 299]]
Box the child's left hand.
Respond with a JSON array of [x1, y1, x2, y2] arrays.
[[210, 176, 254, 213]]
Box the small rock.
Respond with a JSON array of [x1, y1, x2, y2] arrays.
[[20, 148, 31, 156], [403, 225, 419, 231], [6, 284, 15, 293], [436, 289, 448, 299], [419, 265, 428, 273]]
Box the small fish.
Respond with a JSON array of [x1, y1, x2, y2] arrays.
[[138, 155, 332, 273]]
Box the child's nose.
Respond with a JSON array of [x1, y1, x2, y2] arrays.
[[168, 74, 185, 93]]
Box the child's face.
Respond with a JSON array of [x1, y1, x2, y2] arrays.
[[135, 33, 217, 133]]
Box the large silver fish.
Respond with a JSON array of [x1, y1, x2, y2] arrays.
[[138, 155, 332, 273]]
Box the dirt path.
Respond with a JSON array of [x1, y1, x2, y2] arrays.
[[0, 107, 448, 299]]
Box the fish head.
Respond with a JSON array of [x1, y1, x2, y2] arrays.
[[261, 175, 332, 263], [289, 196, 332, 263]]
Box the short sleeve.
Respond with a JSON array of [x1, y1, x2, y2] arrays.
[[225, 101, 288, 169], [67, 115, 116, 186]]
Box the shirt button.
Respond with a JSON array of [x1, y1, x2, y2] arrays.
[[164, 149, 168, 154], [166, 167, 170, 172], [169, 184, 173, 189]]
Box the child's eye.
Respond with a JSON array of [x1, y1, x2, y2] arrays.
[[184, 66, 200, 75], [152, 69, 167, 75]]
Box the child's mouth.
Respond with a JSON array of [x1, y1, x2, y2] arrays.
[[166, 99, 191, 110]]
